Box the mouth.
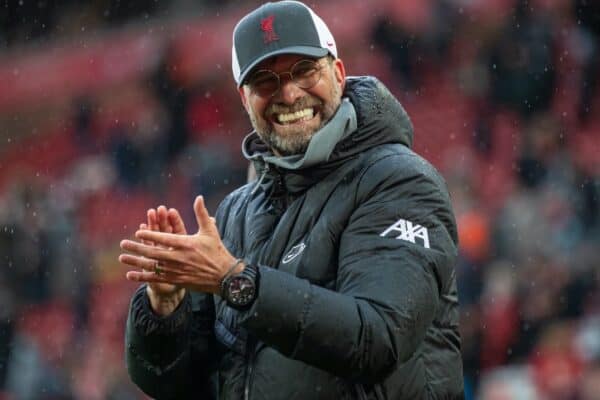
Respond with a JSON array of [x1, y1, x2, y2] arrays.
[[270, 106, 319, 126]]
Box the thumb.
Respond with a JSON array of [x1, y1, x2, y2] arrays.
[[194, 195, 216, 234]]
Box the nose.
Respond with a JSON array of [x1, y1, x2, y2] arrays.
[[276, 76, 305, 105]]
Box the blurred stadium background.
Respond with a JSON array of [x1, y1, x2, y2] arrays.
[[0, 0, 598, 399]]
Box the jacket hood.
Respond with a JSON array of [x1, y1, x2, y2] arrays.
[[242, 76, 413, 194], [345, 76, 413, 149]]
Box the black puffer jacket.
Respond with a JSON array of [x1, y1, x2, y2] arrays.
[[125, 77, 464, 399]]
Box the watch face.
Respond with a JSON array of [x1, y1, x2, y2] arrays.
[[227, 276, 256, 306]]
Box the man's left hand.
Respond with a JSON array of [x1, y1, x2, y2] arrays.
[[119, 195, 240, 294]]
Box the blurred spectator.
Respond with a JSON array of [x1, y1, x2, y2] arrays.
[[485, 0, 557, 119], [149, 43, 192, 162], [185, 80, 232, 144], [0, 0, 176, 49], [578, 361, 600, 400], [101, 0, 172, 23], [372, 0, 457, 90], [479, 261, 520, 369], [574, 0, 600, 123], [109, 104, 169, 190], [529, 322, 584, 399], [1, 180, 54, 304], [477, 365, 538, 400], [0, 278, 16, 393], [516, 112, 567, 188], [5, 302, 76, 400], [71, 96, 98, 154], [495, 112, 584, 265], [0, 0, 58, 47]]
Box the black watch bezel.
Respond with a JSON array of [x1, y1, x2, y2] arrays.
[[222, 264, 258, 309]]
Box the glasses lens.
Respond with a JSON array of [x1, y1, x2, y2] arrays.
[[291, 60, 321, 89], [249, 70, 279, 96]]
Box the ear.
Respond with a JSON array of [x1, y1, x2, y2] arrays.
[[238, 86, 249, 111], [332, 58, 346, 92]]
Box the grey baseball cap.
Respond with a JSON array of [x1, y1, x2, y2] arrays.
[[232, 1, 338, 87]]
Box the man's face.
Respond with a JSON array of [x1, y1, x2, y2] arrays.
[[239, 54, 346, 156]]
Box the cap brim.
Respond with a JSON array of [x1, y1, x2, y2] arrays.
[[237, 46, 329, 87]]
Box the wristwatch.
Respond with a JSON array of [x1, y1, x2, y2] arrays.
[[221, 264, 259, 310]]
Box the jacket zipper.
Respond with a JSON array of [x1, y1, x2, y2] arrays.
[[251, 164, 269, 195], [243, 337, 256, 400], [275, 174, 289, 208], [355, 384, 368, 400]]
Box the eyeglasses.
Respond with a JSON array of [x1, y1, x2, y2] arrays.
[[246, 59, 324, 97]]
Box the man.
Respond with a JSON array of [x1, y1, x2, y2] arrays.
[[119, 1, 464, 398]]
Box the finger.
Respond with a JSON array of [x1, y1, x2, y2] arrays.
[[147, 209, 158, 231], [125, 270, 217, 292], [139, 223, 152, 246], [126, 270, 177, 283], [119, 254, 193, 276], [133, 230, 189, 249], [120, 239, 184, 263], [157, 206, 169, 233], [194, 196, 217, 235], [125, 269, 190, 284], [168, 208, 187, 234], [119, 253, 158, 270]]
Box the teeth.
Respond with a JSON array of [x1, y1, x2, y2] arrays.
[[277, 108, 314, 124]]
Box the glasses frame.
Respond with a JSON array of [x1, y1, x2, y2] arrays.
[[246, 58, 326, 98]]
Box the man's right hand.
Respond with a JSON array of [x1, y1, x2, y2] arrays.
[[140, 206, 187, 316]]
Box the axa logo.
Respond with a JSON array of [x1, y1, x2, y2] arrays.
[[380, 219, 430, 249], [282, 242, 306, 264]]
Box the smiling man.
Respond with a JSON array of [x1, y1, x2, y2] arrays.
[[241, 55, 344, 156], [120, 1, 464, 399]]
